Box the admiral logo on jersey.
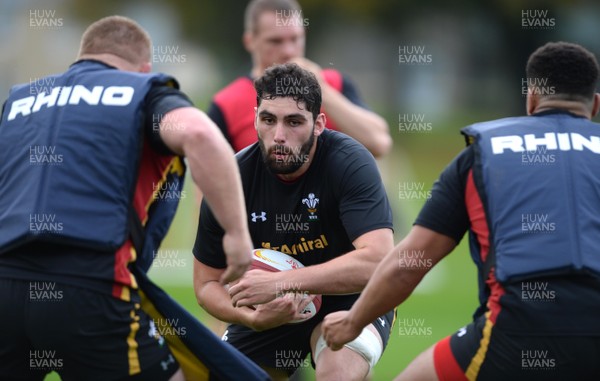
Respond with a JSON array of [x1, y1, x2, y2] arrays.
[[262, 234, 329, 256]]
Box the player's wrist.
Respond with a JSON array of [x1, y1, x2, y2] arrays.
[[239, 308, 273, 332], [223, 226, 251, 240], [346, 310, 368, 336], [270, 271, 291, 297], [226, 230, 253, 251], [233, 305, 256, 328]]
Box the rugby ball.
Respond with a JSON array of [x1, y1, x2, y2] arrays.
[[251, 248, 322, 323]]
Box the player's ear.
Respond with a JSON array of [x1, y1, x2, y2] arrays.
[[254, 107, 259, 130], [591, 93, 600, 118], [243, 31, 253, 54], [139, 61, 152, 73], [313, 113, 326, 136], [526, 90, 538, 115]]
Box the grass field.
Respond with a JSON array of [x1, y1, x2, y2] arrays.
[[43, 117, 482, 380]]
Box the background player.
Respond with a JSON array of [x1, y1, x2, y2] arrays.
[[193, 63, 395, 380], [322, 41, 600, 381], [208, 0, 391, 157], [0, 15, 257, 380]]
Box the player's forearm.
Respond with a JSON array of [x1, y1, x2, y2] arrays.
[[321, 85, 391, 157], [196, 281, 252, 326], [273, 229, 394, 295], [347, 247, 425, 329], [347, 226, 457, 328], [160, 108, 249, 238], [182, 117, 248, 238], [274, 247, 385, 295]]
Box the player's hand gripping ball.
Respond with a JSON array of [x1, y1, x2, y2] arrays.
[[251, 248, 322, 323]]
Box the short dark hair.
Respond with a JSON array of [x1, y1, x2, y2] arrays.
[[526, 41, 599, 102], [254, 63, 322, 121], [244, 0, 302, 33]]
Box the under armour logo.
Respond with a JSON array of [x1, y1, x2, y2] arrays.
[[161, 354, 175, 371], [251, 212, 267, 222], [378, 317, 386, 327], [457, 326, 467, 337]]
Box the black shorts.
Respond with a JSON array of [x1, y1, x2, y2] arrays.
[[434, 313, 600, 381], [222, 295, 395, 375], [0, 278, 179, 381]]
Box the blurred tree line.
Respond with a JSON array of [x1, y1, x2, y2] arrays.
[[67, 0, 600, 120]]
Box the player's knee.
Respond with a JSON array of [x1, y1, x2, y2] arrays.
[[314, 326, 383, 371], [313, 346, 370, 381]]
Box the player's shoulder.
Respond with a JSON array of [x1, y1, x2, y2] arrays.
[[11, 70, 64, 94], [319, 129, 372, 158], [213, 76, 254, 103], [79, 61, 180, 93], [235, 142, 261, 170], [317, 129, 376, 176], [465, 116, 527, 131], [463, 112, 600, 138]]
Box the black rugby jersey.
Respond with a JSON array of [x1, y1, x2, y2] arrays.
[[194, 128, 393, 278]]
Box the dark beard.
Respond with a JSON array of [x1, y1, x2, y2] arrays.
[[259, 130, 315, 175]]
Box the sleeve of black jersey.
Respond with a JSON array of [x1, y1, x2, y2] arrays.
[[413, 146, 473, 243], [192, 199, 227, 269], [340, 74, 369, 109], [207, 101, 233, 148], [337, 148, 393, 242], [144, 85, 194, 156]]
